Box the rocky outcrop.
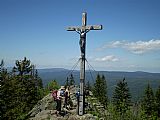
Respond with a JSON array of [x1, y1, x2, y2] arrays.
[[27, 93, 57, 118], [27, 86, 104, 120]]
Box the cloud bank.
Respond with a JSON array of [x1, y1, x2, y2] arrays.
[[95, 55, 119, 62], [99, 39, 160, 54]]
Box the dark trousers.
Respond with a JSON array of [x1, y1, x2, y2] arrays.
[[56, 99, 61, 111]]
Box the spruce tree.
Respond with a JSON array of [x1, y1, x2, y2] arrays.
[[0, 60, 16, 119], [12, 58, 43, 119], [11, 58, 34, 118], [93, 74, 101, 98], [141, 83, 156, 116], [112, 78, 131, 114], [155, 85, 160, 117], [86, 80, 91, 91], [100, 75, 108, 107], [47, 79, 60, 91], [5, 75, 19, 119], [0, 60, 6, 119], [69, 73, 75, 86], [0, 59, 4, 67], [12, 57, 32, 76], [35, 69, 43, 88], [93, 74, 108, 107], [65, 77, 69, 89], [0, 58, 43, 119], [34, 69, 43, 100]]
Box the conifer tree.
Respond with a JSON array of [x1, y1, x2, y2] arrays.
[[0, 60, 15, 119], [12, 57, 32, 76], [112, 78, 131, 114], [11, 58, 35, 118], [0, 60, 6, 119], [155, 85, 160, 117], [34, 69, 43, 100], [93, 74, 101, 98], [86, 80, 91, 91], [65, 77, 69, 89], [141, 83, 156, 116], [5, 75, 19, 119], [100, 75, 108, 107], [35, 69, 43, 88], [47, 79, 60, 91], [0, 58, 43, 119], [93, 74, 108, 107], [69, 73, 75, 86], [12, 58, 43, 119], [0, 59, 4, 67]]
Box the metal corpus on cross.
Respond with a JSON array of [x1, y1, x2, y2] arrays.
[[66, 12, 102, 115]]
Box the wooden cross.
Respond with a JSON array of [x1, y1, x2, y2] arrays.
[[66, 12, 102, 115], [67, 13, 102, 31]]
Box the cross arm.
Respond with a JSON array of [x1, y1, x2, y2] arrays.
[[66, 26, 81, 31], [86, 25, 103, 30], [66, 25, 102, 31]]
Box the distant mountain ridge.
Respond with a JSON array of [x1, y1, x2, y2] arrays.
[[38, 68, 69, 72], [38, 68, 160, 101]]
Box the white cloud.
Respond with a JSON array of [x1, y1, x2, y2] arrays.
[[95, 55, 119, 62], [99, 39, 160, 54]]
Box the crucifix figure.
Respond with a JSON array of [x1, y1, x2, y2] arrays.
[[66, 12, 102, 115], [79, 31, 85, 56]]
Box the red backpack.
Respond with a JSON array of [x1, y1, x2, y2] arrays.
[[52, 90, 57, 100]]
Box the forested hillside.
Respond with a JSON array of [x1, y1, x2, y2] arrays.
[[38, 68, 160, 101], [1, 59, 160, 119], [0, 58, 44, 119]]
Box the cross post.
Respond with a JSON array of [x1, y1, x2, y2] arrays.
[[66, 12, 102, 115]]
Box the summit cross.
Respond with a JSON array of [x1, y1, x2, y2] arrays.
[[66, 12, 102, 115]]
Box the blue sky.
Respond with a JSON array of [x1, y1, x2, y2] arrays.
[[0, 0, 160, 72]]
